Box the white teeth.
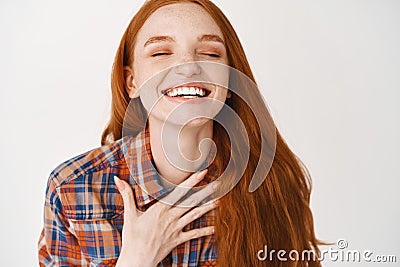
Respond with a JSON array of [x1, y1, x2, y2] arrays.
[[165, 86, 207, 97]]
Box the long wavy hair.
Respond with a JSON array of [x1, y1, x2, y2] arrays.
[[101, 0, 323, 266]]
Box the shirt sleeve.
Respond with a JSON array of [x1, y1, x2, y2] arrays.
[[38, 177, 88, 267]]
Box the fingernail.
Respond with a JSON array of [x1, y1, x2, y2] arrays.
[[114, 176, 125, 191], [197, 169, 208, 180], [212, 227, 215, 234]]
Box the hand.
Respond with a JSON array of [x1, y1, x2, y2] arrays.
[[114, 169, 218, 267]]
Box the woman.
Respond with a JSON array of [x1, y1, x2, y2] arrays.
[[38, 0, 322, 266]]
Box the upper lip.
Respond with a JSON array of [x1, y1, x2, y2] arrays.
[[160, 81, 213, 95]]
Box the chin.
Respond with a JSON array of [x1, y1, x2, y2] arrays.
[[161, 116, 211, 128], [182, 117, 212, 128]]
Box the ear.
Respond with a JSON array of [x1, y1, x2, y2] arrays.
[[123, 66, 139, 98], [226, 89, 232, 98]]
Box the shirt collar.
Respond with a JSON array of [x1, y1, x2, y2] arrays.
[[122, 126, 216, 211]]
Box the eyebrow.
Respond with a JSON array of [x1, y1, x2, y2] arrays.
[[199, 34, 225, 45], [143, 34, 225, 47], [143, 36, 174, 47]]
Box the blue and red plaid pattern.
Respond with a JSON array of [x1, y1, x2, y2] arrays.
[[38, 126, 217, 266]]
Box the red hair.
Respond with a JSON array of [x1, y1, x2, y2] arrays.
[[101, 0, 323, 266]]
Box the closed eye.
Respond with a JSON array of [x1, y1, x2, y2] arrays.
[[151, 52, 172, 57], [203, 53, 220, 58]]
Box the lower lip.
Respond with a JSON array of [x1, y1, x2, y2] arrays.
[[163, 95, 210, 104]]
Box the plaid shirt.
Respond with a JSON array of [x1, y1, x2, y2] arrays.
[[38, 126, 217, 267]]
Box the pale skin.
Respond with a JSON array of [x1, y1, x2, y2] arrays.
[[115, 3, 231, 267]]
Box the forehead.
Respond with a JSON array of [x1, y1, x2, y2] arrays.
[[136, 3, 224, 43]]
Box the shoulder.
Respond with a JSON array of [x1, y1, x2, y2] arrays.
[[46, 136, 133, 219], [49, 137, 131, 187]]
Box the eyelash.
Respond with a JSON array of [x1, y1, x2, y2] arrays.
[[151, 52, 171, 57], [151, 52, 221, 58], [204, 53, 220, 58]]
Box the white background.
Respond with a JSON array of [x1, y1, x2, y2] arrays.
[[1, 0, 399, 266]]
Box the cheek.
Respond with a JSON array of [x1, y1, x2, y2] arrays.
[[215, 86, 228, 102], [133, 63, 153, 88], [133, 60, 172, 88]]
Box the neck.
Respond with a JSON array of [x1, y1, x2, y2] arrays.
[[148, 117, 213, 186]]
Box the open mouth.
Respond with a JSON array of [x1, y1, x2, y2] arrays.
[[161, 85, 212, 99]]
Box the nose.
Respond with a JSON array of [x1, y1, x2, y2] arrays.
[[173, 60, 201, 77]]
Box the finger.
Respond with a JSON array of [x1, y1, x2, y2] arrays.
[[178, 180, 219, 209], [114, 176, 138, 218], [176, 201, 218, 230], [178, 226, 215, 243], [160, 169, 209, 206], [168, 181, 218, 221]]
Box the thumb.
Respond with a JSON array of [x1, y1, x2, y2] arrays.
[[114, 176, 138, 218]]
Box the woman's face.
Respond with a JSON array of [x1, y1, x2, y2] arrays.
[[127, 2, 230, 126]]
